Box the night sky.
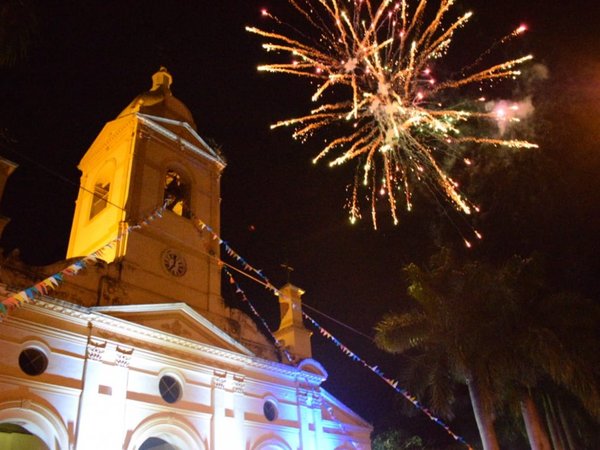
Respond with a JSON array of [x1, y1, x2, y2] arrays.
[[1, 0, 599, 445]]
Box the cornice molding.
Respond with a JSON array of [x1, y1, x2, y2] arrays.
[[92, 302, 253, 356], [136, 113, 225, 169], [15, 298, 325, 385]]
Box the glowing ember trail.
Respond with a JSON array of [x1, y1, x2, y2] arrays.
[[247, 0, 536, 236]]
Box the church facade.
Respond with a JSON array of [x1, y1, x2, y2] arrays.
[[0, 69, 372, 449]]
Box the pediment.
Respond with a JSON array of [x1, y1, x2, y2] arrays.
[[92, 303, 253, 356], [136, 113, 225, 168]]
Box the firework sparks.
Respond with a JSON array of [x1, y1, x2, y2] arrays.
[[247, 0, 536, 232]]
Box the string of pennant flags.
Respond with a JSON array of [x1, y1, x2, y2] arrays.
[[221, 260, 469, 448], [190, 212, 277, 293], [0, 202, 471, 448], [221, 265, 363, 449], [302, 313, 473, 449], [222, 265, 295, 364], [189, 212, 471, 448], [192, 217, 471, 448], [0, 204, 167, 319]]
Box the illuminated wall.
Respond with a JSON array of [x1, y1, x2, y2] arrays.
[[66, 70, 227, 317], [0, 70, 372, 449], [0, 299, 372, 450], [67, 116, 135, 263]]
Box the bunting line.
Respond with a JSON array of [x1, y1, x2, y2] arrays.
[[190, 212, 278, 293], [0, 205, 166, 320], [222, 266, 294, 364], [221, 266, 362, 449], [302, 312, 473, 449], [188, 209, 471, 448], [1, 201, 471, 447], [323, 403, 362, 449]]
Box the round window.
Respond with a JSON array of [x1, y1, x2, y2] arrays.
[[19, 348, 48, 376], [159, 375, 182, 404], [263, 400, 278, 422]]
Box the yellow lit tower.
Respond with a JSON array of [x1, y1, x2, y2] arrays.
[[67, 68, 226, 317]]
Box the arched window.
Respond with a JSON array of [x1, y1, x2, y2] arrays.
[[163, 170, 190, 218], [90, 181, 110, 219], [89, 161, 114, 220]]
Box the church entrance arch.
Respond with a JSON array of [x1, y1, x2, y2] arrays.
[[139, 436, 177, 449], [126, 415, 205, 450], [251, 434, 293, 450], [0, 401, 69, 450], [0, 423, 49, 449]]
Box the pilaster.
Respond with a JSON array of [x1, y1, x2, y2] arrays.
[[75, 339, 133, 450]]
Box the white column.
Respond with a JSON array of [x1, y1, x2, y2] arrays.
[[312, 390, 324, 449], [211, 371, 227, 450], [75, 340, 106, 450], [107, 346, 133, 449], [232, 376, 246, 449], [75, 341, 133, 450], [297, 388, 315, 450]]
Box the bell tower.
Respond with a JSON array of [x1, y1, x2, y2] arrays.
[[67, 68, 226, 315]]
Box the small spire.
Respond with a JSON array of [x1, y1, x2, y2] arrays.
[[274, 283, 312, 363], [151, 67, 173, 91]]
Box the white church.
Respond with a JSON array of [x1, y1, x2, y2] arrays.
[[0, 68, 373, 450]]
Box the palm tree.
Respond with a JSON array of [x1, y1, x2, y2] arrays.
[[375, 249, 507, 450], [485, 258, 600, 449], [375, 250, 600, 450]]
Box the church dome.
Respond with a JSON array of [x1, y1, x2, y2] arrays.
[[117, 67, 197, 130]]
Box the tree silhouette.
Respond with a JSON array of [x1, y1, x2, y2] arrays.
[[375, 250, 599, 450], [0, 0, 38, 67]]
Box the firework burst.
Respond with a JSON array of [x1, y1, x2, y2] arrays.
[[247, 0, 536, 240]]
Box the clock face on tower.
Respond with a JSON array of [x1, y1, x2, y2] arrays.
[[161, 249, 187, 277]]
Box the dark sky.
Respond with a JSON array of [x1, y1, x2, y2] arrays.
[[1, 0, 599, 444]]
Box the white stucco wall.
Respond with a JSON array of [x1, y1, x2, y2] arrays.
[[0, 299, 372, 450]]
